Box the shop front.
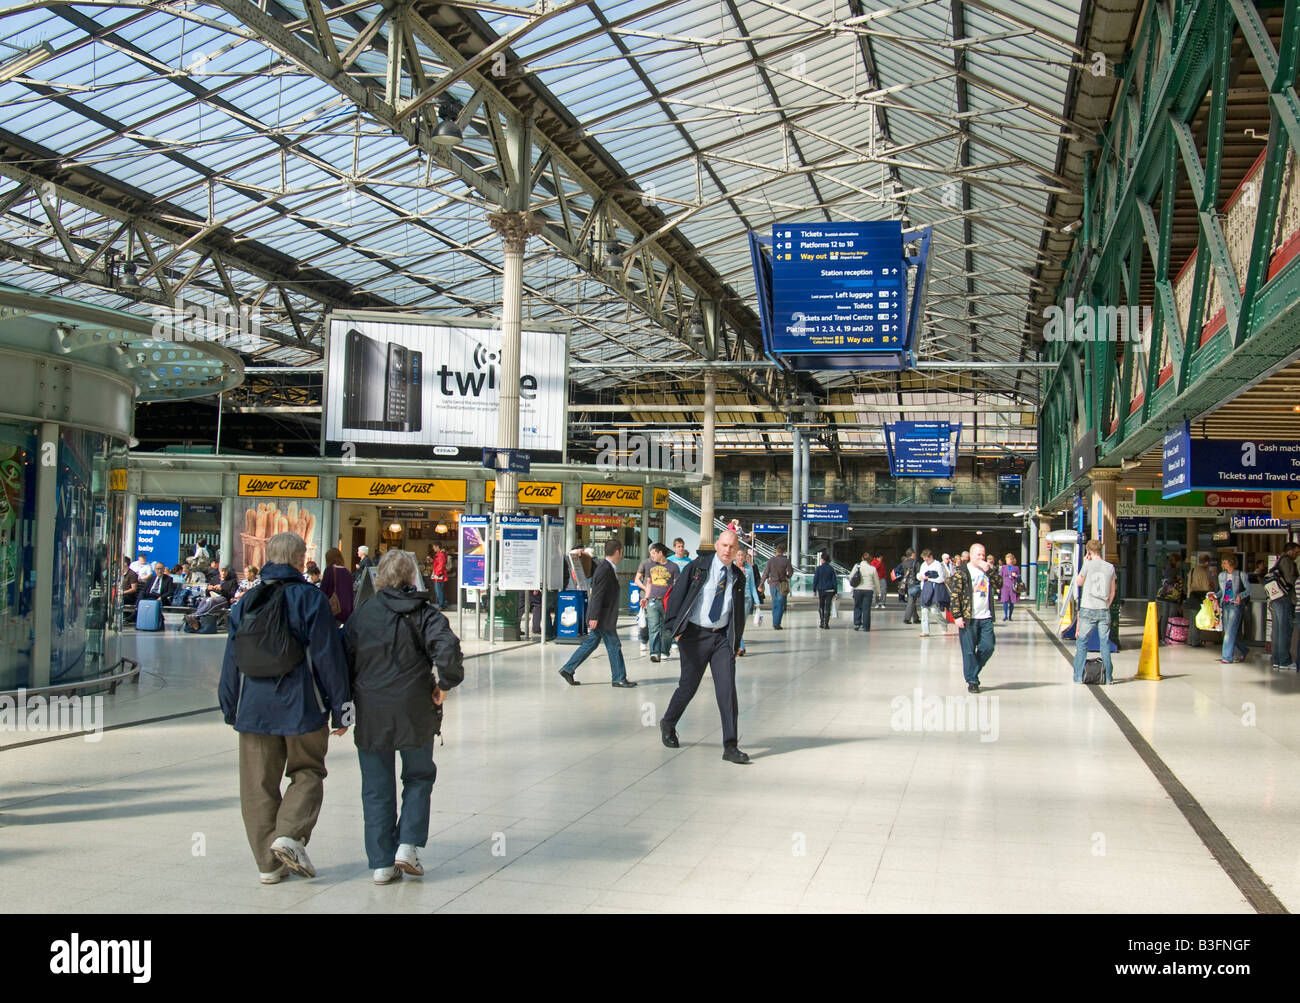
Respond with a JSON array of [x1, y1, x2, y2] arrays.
[[336, 476, 467, 587], [485, 478, 563, 518]]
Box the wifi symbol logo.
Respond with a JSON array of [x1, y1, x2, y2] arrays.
[[472, 343, 501, 370]]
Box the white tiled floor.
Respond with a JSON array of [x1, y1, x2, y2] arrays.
[[3, 600, 1295, 913]]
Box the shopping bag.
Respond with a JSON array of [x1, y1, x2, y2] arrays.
[[636, 607, 646, 630], [1195, 597, 1216, 632], [830, 598, 839, 620], [753, 608, 763, 627]]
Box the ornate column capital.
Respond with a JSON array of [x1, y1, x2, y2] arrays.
[[487, 210, 544, 252]]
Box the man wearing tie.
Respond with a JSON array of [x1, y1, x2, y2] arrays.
[[146, 562, 174, 604], [660, 529, 750, 764]]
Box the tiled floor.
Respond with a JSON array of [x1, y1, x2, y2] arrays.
[[3, 600, 1296, 913]]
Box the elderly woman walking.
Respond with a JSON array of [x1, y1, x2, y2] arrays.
[[343, 549, 464, 884]]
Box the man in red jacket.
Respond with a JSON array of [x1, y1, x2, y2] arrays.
[[431, 542, 449, 609]]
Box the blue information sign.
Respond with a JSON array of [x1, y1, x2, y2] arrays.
[[1231, 513, 1294, 531], [482, 448, 530, 475], [1116, 516, 1150, 534], [771, 222, 905, 354], [885, 421, 959, 477], [1163, 423, 1300, 496], [800, 503, 848, 523], [136, 502, 181, 568], [752, 522, 789, 533], [1161, 422, 1192, 497]]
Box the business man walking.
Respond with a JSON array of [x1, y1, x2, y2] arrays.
[[557, 539, 637, 687], [660, 529, 750, 764]]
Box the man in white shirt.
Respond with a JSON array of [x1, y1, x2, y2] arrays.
[[131, 555, 152, 580], [1072, 539, 1118, 683], [951, 542, 996, 692], [661, 529, 749, 764]]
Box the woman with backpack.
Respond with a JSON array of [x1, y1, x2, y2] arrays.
[[342, 549, 464, 885]]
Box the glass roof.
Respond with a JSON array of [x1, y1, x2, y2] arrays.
[[0, 0, 1091, 444]]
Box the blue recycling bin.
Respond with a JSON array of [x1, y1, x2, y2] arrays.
[[628, 582, 643, 613], [557, 590, 587, 642]]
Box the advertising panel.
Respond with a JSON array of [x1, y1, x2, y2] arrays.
[[459, 516, 489, 590], [135, 503, 180, 567], [235, 498, 321, 572], [324, 316, 566, 452]]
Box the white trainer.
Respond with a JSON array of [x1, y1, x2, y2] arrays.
[[270, 835, 316, 878], [639, 643, 648, 653], [395, 844, 424, 876], [373, 865, 402, 885], [259, 864, 288, 885]]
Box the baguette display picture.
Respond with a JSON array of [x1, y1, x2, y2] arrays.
[[324, 317, 566, 452], [239, 498, 320, 571]]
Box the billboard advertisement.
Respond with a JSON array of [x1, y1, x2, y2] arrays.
[[323, 316, 566, 453]]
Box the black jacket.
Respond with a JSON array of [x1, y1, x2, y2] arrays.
[[142, 573, 174, 603], [343, 587, 465, 750], [665, 553, 746, 651], [587, 559, 621, 632]]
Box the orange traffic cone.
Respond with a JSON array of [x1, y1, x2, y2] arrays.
[[1135, 601, 1163, 680]]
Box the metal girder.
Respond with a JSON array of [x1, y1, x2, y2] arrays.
[[206, 0, 759, 362]]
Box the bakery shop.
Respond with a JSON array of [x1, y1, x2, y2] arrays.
[[336, 477, 468, 575]]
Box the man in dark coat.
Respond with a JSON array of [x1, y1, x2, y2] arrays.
[[660, 528, 750, 764], [218, 532, 351, 884], [557, 539, 635, 687], [141, 562, 174, 604]]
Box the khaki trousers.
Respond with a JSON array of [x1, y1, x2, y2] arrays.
[[238, 726, 330, 872]]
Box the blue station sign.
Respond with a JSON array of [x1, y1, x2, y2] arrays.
[[771, 222, 905, 354], [752, 522, 789, 533], [1163, 421, 1300, 497], [885, 421, 959, 478], [800, 503, 848, 523]]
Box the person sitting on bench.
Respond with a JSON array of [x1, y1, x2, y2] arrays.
[[143, 562, 174, 604], [186, 567, 239, 630]]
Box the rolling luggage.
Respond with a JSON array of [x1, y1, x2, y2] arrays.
[[135, 598, 163, 631], [1166, 616, 1189, 644]]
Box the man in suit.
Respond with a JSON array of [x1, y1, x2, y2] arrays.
[[143, 561, 174, 604], [557, 539, 636, 688], [660, 529, 750, 764]]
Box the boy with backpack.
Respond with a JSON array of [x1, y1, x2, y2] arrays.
[[218, 532, 352, 885]]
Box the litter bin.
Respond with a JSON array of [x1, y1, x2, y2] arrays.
[[492, 590, 521, 642], [557, 590, 587, 642]]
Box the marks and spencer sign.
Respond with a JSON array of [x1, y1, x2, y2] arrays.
[[337, 477, 466, 502], [239, 475, 319, 498], [581, 484, 644, 508]]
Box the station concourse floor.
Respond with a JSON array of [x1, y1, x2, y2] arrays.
[[3, 601, 1298, 914]]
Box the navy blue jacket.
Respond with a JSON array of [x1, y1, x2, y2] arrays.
[[218, 563, 352, 736], [813, 563, 837, 593]]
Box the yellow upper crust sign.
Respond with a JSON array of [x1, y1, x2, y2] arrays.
[[238, 475, 319, 498], [338, 477, 466, 502], [108, 468, 127, 492], [485, 480, 563, 504], [1272, 490, 1300, 520], [653, 488, 669, 510], [581, 483, 644, 508]]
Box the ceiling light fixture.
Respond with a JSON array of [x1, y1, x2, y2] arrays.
[[433, 94, 464, 147], [0, 41, 54, 83]]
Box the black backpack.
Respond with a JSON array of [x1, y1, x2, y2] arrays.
[[234, 580, 306, 678]]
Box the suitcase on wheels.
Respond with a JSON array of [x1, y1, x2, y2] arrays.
[[1082, 657, 1104, 685], [1166, 616, 1189, 644], [135, 598, 163, 631]]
